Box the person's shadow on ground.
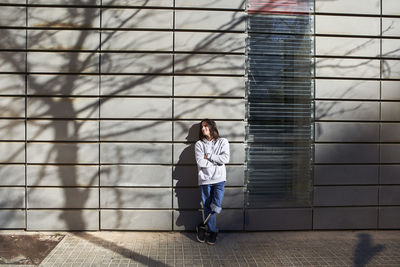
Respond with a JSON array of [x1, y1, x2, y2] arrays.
[[173, 123, 203, 232], [353, 233, 385, 267]]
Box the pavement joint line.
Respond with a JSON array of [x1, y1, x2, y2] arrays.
[[2, 230, 400, 266]]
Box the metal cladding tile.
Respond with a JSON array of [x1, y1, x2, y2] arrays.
[[316, 0, 380, 15], [27, 143, 98, 164], [314, 186, 378, 206], [174, 32, 245, 53], [29, 0, 100, 5], [315, 79, 380, 100], [245, 209, 312, 231], [100, 143, 172, 164], [100, 165, 171, 187], [383, 0, 400, 15], [174, 76, 245, 97], [379, 207, 400, 229], [28, 30, 100, 51], [100, 188, 172, 209], [0, 29, 26, 50], [382, 18, 400, 37], [0, 210, 25, 229], [27, 188, 99, 209], [217, 209, 244, 231], [0, 120, 25, 140], [0, 165, 25, 186], [27, 75, 99, 96], [381, 124, 400, 142], [102, 9, 173, 29], [316, 15, 380, 36], [28, 7, 100, 28], [315, 122, 379, 142], [100, 120, 171, 142], [0, 6, 26, 27], [174, 98, 245, 120], [0, 97, 25, 118], [315, 101, 379, 121], [101, 210, 172, 230], [381, 145, 400, 163], [100, 98, 172, 119], [0, 188, 25, 208], [0, 142, 25, 163], [379, 186, 400, 205], [27, 210, 99, 231], [102, 0, 172, 7], [316, 37, 380, 57], [315, 144, 379, 164], [27, 165, 100, 187], [381, 165, 400, 184], [382, 40, 400, 58], [382, 60, 400, 79], [314, 165, 379, 185], [175, 10, 245, 31], [382, 103, 400, 121], [100, 75, 172, 96], [27, 120, 99, 141], [382, 81, 400, 100], [102, 31, 173, 51], [0, 74, 25, 95], [176, 0, 245, 9], [101, 53, 173, 74], [313, 207, 378, 229], [27, 52, 99, 73], [174, 54, 245, 75]]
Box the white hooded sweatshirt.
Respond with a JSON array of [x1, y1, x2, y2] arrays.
[[195, 137, 230, 185]]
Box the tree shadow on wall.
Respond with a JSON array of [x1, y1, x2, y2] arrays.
[[8, 0, 245, 233], [173, 123, 202, 231]]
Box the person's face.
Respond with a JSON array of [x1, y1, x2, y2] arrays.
[[201, 122, 211, 138]]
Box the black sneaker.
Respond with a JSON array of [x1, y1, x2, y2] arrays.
[[207, 231, 217, 245], [196, 224, 206, 243]]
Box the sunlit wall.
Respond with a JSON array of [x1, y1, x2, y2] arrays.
[[0, 0, 399, 231], [0, 0, 246, 230]]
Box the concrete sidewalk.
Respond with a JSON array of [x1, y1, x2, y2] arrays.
[[1, 230, 400, 267]]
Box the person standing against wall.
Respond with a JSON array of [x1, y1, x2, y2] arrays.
[[195, 119, 230, 245]]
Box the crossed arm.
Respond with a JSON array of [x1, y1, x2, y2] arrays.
[[195, 139, 230, 168]]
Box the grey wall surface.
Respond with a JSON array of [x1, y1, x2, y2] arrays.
[[1, 0, 400, 231], [314, 0, 400, 229], [0, 0, 246, 230]]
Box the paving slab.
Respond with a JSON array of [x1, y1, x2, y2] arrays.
[[0, 231, 399, 266]]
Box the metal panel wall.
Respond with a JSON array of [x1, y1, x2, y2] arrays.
[[0, 0, 246, 230], [2, 0, 400, 231], [314, 0, 400, 229]]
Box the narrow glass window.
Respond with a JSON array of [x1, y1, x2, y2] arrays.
[[246, 0, 314, 208]]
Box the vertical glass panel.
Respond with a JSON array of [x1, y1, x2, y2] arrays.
[[246, 0, 313, 208]]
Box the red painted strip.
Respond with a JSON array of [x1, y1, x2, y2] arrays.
[[248, 0, 311, 14]]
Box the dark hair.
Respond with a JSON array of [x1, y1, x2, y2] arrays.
[[199, 119, 220, 140]]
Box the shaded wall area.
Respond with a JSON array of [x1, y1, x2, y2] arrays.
[[314, 0, 400, 229]]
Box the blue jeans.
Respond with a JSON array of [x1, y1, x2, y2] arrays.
[[200, 181, 225, 233]]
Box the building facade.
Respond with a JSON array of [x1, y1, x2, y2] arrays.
[[0, 0, 399, 231]]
